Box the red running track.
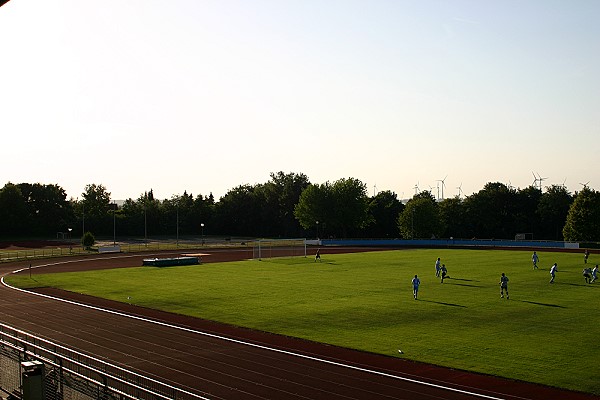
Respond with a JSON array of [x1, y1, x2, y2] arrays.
[[0, 248, 597, 400]]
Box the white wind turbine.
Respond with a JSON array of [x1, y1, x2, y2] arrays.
[[537, 173, 548, 191], [531, 172, 540, 189], [436, 175, 448, 200], [456, 183, 464, 199]]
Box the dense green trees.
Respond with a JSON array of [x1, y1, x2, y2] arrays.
[[294, 182, 329, 238], [0, 182, 71, 237], [79, 183, 113, 235], [366, 191, 404, 238], [398, 191, 440, 239], [0, 183, 28, 236], [2, 173, 598, 242], [563, 187, 600, 242], [265, 172, 310, 237], [438, 197, 467, 239], [19, 183, 72, 236], [213, 172, 310, 237], [537, 185, 572, 240], [462, 182, 519, 239], [294, 178, 371, 238]]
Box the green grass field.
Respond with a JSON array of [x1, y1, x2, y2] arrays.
[[6, 249, 600, 395]]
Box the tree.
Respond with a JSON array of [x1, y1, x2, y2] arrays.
[[189, 193, 215, 237], [330, 178, 371, 237], [463, 182, 518, 239], [563, 187, 600, 241], [366, 190, 404, 238], [80, 184, 112, 235], [215, 185, 262, 236], [265, 172, 310, 237], [512, 186, 542, 236], [397, 191, 440, 239], [18, 183, 73, 236], [537, 185, 572, 240], [294, 183, 331, 238], [0, 183, 29, 236], [438, 197, 466, 238], [295, 178, 370, 238]]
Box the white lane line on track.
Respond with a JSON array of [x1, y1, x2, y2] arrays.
[[2, 257, 510, 400]]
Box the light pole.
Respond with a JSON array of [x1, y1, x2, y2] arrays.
[[201, 223, 204, 245], [79, 198, 85, 249], [316, 221, 319, 239], [113, 202, 117, 246], [144, 201, 147, 247], [176, 202, 179, 247], [68, 228, 73, 253]]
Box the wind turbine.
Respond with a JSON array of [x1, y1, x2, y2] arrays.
[[436, 175, 448, 200], [537, 173, 548, 191], [456, 183, 464, 199], [579, 181, 590, 189], [414, 182, 420, 195], [373, 184, 377, 197], [531, 172, 540, 189], [427, 185, 436, 198]]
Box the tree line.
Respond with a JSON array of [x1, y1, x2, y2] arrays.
[[1, 172, 599, 242]]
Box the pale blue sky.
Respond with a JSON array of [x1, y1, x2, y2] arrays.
[[1, 0, 598, 201]]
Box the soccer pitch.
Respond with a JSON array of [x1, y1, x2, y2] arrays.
[[7, 249, 600, 395]]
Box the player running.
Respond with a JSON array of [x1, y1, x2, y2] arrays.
[[412, 275, 421, 300], [583, 267, 592, 284], [440, 264, 449, 283], [435, 258, 441, 277], [549, 263, 558, 283], [591, 265, 598, 283]]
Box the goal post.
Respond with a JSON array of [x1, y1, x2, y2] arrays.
[[253, 238, 307, 260]]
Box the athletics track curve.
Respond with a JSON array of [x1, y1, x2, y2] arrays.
[[0, 247, 597, 400]]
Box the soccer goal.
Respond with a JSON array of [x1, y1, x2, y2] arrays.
[[252, 238, 307, 260]]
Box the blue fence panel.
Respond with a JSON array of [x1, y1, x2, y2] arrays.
[[322, 239, 572, 249]]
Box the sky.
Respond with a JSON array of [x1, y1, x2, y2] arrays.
[[1, 0, 598, 201]]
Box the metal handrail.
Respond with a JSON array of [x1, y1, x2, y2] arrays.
[[0, 322, 209, 400]]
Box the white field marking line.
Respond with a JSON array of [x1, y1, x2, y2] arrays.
[[2, 259, 509, 400]]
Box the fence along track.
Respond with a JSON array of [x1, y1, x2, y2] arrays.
[[0, 322, 209, 400], [0, 240, 253, 263]]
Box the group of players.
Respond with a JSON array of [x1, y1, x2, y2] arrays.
[[411, 258, 449, 300], [532, 250, 598, 284], [411, 250, 598, 300]]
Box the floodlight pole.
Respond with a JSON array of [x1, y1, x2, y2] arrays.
[[144, 201, 147, 247], [113, 202, 116, 246], [176, 202, 179, 247], [80, 199, 85, 249], [201, 223, 204, 245], [316, 221, 319, 239]]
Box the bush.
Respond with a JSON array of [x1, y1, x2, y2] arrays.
[[81, 232, 95, 248]]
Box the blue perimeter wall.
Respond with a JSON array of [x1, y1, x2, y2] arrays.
[[320, 239, 579, 249]]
